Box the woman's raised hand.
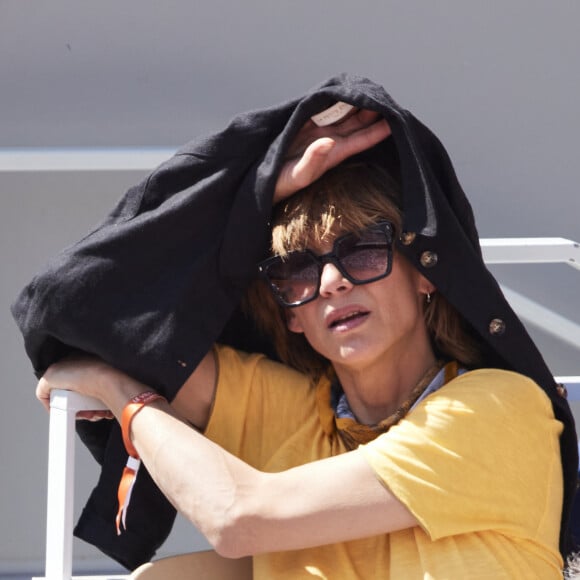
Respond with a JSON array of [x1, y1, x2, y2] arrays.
[[273, 109, 391, 204]]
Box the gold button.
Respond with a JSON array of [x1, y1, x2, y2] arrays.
[[488, 318, 506, 336], [400, 232, 416, 246], [556, 384, 568, 399], [420, 251, 438, 268]]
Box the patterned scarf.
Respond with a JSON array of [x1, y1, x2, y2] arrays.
[[332, 361, 459, 450]]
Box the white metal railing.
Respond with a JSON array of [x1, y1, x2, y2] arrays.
[[34, 391, 128, 580], [481, 237, 580, 270]]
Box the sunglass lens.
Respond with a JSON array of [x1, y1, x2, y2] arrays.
[[266, 253, 319, 305], [336, 230, 390, 281]]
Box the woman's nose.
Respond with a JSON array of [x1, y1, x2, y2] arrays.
[[319, 262, 353, 297]]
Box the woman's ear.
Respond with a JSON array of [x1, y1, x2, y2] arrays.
[[286, 310, 304, 334], [417, 273, 436, 297]]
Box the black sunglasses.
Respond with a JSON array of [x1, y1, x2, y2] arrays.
[[258, 220, 394, 308]]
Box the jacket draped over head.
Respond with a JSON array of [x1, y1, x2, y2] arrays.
[[11, 74, 577, 568]]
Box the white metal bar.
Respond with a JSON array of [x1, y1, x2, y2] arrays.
[[481, 237, 580, 270], [0, 147, 174, 172], [43, 390, 108, 580], [500, 286, 580, 350]]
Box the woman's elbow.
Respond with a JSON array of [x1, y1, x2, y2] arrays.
[[180, 487, 265, 559], [206, 505, 262, 559]]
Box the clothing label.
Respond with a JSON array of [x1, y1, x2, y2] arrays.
[[311, 102, 356, 126]]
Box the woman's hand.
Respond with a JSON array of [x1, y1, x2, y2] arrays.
[[36, 356, 146, 419], [273, 109, 391, 204]]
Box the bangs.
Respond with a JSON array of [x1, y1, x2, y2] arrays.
[[270, 161, 402, 257]]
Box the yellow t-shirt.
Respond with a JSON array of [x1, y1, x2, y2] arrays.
[[205, 345, 564, 579]]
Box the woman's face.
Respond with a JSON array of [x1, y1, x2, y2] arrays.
[[285, 234, 434, 374]]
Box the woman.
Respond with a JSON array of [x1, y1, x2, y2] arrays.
[[37, 107, 570, 577]]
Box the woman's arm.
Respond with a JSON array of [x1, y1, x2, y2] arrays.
[[170, 350, 217, 430], [131, 402, 418, 558], [37, 358, 417, 558]]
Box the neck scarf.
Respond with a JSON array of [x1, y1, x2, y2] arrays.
[[332, 361, 459, 451]]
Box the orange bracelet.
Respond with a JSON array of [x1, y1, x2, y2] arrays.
[[116, 391, 166, 535], [121, 391, 166, 458]]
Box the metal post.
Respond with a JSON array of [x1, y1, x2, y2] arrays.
[[43, 390, 107, 580]]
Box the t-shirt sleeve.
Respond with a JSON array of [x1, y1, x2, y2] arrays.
[[359, 369, 563, 543], [204, 344, 315, 468]]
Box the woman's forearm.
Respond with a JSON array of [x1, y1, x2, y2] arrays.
[[119, 395, 263, 557], [38, 358, 260, 556]]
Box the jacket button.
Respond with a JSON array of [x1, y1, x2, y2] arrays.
[[556, 384, 568, 399], [488, 318, 506, 336], [400, 232, 416, 246], [420, 250, 438, 268]]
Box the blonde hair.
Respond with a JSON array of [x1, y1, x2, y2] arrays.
[[245, 160, 482, 377]]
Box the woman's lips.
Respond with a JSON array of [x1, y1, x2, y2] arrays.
[[326, 307, 370, 331]]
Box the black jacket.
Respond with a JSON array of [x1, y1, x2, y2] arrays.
[[12, 74, 577, 568]]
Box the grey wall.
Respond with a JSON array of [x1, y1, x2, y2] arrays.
[[1, 1, 579, 576]]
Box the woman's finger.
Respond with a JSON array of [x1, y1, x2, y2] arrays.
[[273, 138, 336, 203], [36, 377, 52, 413], [332, 117, 391, 162]]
